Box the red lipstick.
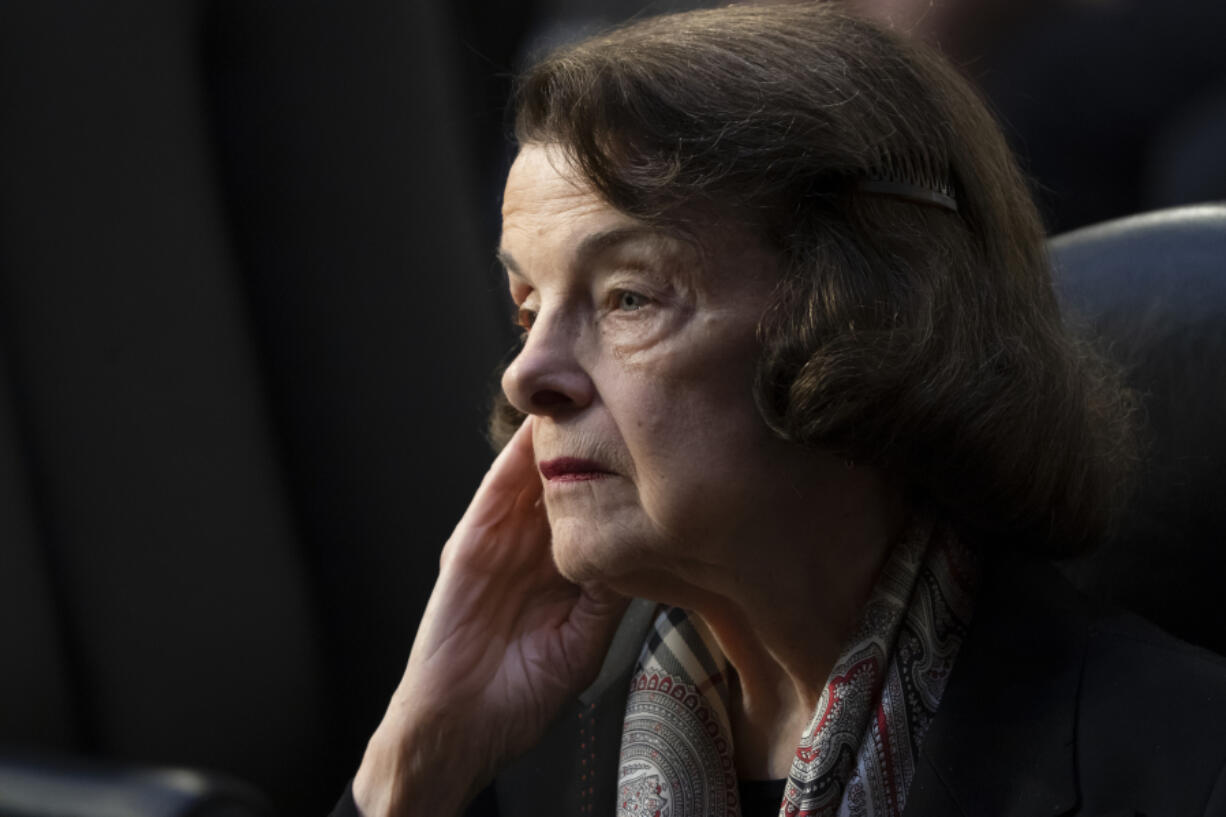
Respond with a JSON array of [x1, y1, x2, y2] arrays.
[[539, 457, 612, 482]]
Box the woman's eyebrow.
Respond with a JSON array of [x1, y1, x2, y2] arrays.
[[495, 247, 522, 278], [496, 225, 688, 279], [572, 225, 676, 267]]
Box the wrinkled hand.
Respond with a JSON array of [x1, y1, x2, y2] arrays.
[[354, 418, 629, 817]]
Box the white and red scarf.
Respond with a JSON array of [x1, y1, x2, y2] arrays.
[[615, 520, 977, 817]]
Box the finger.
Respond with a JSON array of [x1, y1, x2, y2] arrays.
[[571, 582, 630, 628], [450, 416, 544, 544], [561, 583, 632, 677], [453, 417, 535, 527], [511, 452, 545, 512], [488, 421, 545, 528], [484, 416, 538, 495]]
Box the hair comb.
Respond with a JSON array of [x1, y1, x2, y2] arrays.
[[857, 146, 958, 213]]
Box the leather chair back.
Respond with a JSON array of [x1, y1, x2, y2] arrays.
[[1051, 204, 1226, 656]]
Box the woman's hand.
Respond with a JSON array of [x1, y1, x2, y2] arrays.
[[353, 417, 629, 817]]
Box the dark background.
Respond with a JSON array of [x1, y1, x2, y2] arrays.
[[0, 0, 1222, 813]]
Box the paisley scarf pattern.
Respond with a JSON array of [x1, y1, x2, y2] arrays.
[[615, 520, 976, 817]]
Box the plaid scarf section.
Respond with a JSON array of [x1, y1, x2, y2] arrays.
[[615, 520, 977, 817]]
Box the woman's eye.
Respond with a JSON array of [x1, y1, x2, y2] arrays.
[[614, 290, 650, 312], [516, 306, 537, 332]]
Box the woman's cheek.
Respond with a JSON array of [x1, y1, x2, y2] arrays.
[[603, 299, 697, 358]]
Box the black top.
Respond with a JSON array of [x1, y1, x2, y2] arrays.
[[332, 778, 791, 816], [332, 552, 1226, 816], [739, 778, 788, 816]]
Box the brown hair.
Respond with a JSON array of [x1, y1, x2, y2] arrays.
[[493, 4, 1136, 556]]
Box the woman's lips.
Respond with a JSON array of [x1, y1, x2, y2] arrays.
[[538, 457, 613, 482]]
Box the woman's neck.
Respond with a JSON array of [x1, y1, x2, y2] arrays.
[[604, 462, 910, 780], [692, 476, 909, 779]]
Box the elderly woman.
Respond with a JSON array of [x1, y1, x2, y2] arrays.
[[337, 6, 1226, 817]]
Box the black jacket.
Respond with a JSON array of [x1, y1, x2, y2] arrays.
[[336, 552, 1226, 816]]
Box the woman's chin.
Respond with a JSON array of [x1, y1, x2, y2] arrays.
[[549, 534, 618, 585], [549, 527, 689, 605], [548, 523, 648, 588]]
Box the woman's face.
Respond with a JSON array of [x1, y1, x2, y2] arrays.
[[499, 145, 836, 590]]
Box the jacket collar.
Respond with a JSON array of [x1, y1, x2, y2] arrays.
[[904, 550, 1089, 817], [579, 599, 658, 709], [491, 600, 657, 817], [495, 555, 1102, 817]]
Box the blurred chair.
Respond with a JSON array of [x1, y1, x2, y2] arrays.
[[1051, 204, 1226, 657], [0, 754, 272, 817], [0, 0, 510, 814]]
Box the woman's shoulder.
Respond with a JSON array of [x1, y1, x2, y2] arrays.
[[1075, 602, 1226, 815], [1083, 602, 1226, 690], [981, 546, 1226, 744], [983, 546, 1226, 695], [914, 546, 1226, 817]]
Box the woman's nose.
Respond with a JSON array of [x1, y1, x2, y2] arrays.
[[500, 314, 595, 418]]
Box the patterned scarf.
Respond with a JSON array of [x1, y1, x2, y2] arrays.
[[615, 520, 976, 817]]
